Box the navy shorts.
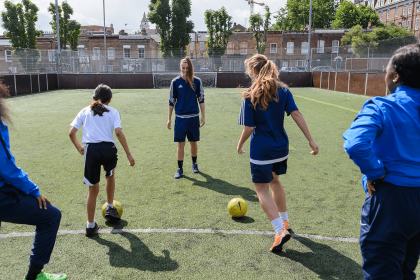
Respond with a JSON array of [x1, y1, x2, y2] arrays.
[[84, 142, 118, 186], [250, 159, 287, 183], [174, 116, 200, 142]]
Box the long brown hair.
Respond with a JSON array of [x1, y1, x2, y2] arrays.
[[91, 84, 112, 116], [180, 56, 195, 90], [240, 54, 286, 111], [0, 81, 11, 125]]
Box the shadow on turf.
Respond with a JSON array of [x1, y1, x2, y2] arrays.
[[183, 172, 259, 202], [231, 216, 255, 223], [93, 232, 178, 272], [277, 237, 363, 279]]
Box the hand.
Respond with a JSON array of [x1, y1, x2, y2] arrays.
[[309, 140, 319, 155], [200, 116, 205, 127], [237, 143, 245, 154], [36, 195, 52, 210], [367, 175, 385, 196], [77, 146, 84, 155], [167, 120, 172, 130], [127, 155, 135, 167]]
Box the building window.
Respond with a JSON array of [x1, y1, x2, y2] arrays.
[[395, 6, 399, 18], [415, 18, 419, 30], [240, 42, 247, 54], [190, 53, 194, 59], [270, 43, 277, 54], [78, 46, 85, 56], [408, 3, 412, 14], [93, 47, 100, 60], [227, 42, 234, 54], [403, 4, 406, 16], [402, 20, 405, 28], [301, 42, 309, 54], [417, 1, 420, 12], [332, 40, 339, 53], [317, 40, 324, 53], [200, 53, 204, 59], [108, 48, 115, 60], [190, 42, 194, 51], [286, 42, 294, 54], [387, 9, 390, 20], [200, 42, 204, 51], [138, 48, 145, 58], [48, 50, 55, 62], [295, 60, 305, 68], [5, 50, 12, 62], [407, 19, 410, 30], [123, 46, 130, 58], [282, 61, 288, 67]]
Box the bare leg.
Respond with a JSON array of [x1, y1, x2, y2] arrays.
[[254, 182, 281, 221], [87, 183, 100, 223], [177, 142, 185, 161], [190, 141, 198, 157], [270, 172, 287, 213], [105, 173, 115, 204]]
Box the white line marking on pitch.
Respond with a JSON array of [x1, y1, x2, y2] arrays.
[[0, 228, 359, 243]]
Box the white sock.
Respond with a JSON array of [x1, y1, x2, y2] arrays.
[[279, 212, 289, 223], [87, 221, 96, 228], [106, 203, 114, 208], [271, 217, 283, 234]]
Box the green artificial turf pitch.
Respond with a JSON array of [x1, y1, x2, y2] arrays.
[[1, 88, 419, 279]]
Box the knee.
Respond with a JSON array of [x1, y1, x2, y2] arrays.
[[178, 142, 186, 148]]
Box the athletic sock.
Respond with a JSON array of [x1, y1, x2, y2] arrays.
[[271, 217, 284, 234], [279, 212, 289, 222], [87, 221, 96, 228], [26, 263, 43, 280], [192, 156, 197, 163], [106, 203, 114, 208], [178, 160, 183, 169]]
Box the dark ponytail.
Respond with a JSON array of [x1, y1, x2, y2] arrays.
[[91, 84, 112, 116], [0, 81, 11, 125], [389, 44, 420, 89]]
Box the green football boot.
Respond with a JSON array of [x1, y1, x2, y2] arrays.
[[24, 270, 67, 280]]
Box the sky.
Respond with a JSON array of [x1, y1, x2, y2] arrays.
[[0, 0, 287, 34]]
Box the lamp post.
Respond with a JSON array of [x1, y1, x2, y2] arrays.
[[55, 0, 61, 74], [103, 0, 107, 73], [306, 0, 313, 71]]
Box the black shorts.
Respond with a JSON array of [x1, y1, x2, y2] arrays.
[[250, 159, 288, 183], [83, 142, 118, 186]]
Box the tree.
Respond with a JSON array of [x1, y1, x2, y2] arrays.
[[331, 0, 381, 29], [204, 7, 233, 68], [48, 1, 81, 51], [272, 0, 339, 31], [249, 14, 264, 54], [148, 0, 172, 57]]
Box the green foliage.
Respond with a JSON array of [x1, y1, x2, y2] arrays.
[[331, 0, 382, 29], [342, 22, 417, 57], [48, 1, 81, 51], [1, 0, 41, 50], [204, 7, 233, 57], [249, 7, 271, 54], [148, 0, 193, 58], [272, 0, 338, 31]]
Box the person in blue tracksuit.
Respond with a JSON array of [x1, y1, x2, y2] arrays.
[[343, 44, 420, 280], [167, 56, 205, 179], [0, 82, 66, 280]]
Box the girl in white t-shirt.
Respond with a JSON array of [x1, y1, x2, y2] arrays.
[[69, 84, 135, 237]]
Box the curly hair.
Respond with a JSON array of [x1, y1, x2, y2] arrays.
[[240, 54, 286, 111], [388, 44, 420, 89], [0, 81, 11, 125]]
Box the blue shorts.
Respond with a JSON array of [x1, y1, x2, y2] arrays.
[[174, 116, 200, 142], [250, 159, 287, 183]]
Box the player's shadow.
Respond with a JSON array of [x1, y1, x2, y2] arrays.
[[183, 172, 259, 202], [278, 237, 363, 280], [93, 232, 178, 272]]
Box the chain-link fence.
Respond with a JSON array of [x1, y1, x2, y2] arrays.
[[1, 35, 416, 74]]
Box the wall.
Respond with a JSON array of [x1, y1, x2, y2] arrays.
[[0, 74, 58, 95]]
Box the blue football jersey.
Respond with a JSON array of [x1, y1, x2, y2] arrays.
[[169, 76, 204, 117], [238, 87, 298, 164]]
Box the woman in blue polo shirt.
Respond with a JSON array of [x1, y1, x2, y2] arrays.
[[237, 54, 319, 252], [343, 44, 420, 280]]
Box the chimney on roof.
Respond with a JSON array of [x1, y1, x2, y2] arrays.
[[367, 22, 372, 29], [141, 28, 147, 35], [110, 23, 113, 29], [234, 22, 236, 27]]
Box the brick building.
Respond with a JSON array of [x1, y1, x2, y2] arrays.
[[81, 24, 114, 35]]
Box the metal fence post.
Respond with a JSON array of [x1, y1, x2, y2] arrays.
[[364, 73, 368, 95], [14, 75, 17, 96], [348, 72, 350, 93], [334, 72, 337, 91]]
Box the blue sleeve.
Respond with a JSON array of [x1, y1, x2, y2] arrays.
[[196, 79, 204, 104], [238, 98, 255, 127], [285, 89, 298, 115], [0, 133, 40, 198], [169, 80, 178, 106], [343, 101, 386, 182]]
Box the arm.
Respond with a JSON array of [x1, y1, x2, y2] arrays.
[[237, 126, 255, 154], [115, 127, 135, 166], [199, 103, 205, 127], [167, 106, 174, 130], [69, 126, 84, 155], [290, 110, 319, 155]]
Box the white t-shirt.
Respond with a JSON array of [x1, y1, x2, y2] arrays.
[[70, 104, 122, 144]]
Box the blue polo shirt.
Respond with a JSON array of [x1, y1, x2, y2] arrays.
[[169, 76, 204, 118], [238, 87, 298, 164], [343, 85, 420, 191]]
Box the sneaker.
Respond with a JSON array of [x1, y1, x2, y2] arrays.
[[270, 228, 291, 252], [283, 220, 291, 231], [24, 270, 67, 280], [105, 206, 121, 223], [174, 168, 183, 179], [85, 222, 99, 237], [192, 163, 199, 173]]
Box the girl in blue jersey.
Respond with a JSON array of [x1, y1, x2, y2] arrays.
[[343, 44, 420, 279], [167, 57, 205, 179], [0, 82, 66, 280], [237, 54, 318, 252]]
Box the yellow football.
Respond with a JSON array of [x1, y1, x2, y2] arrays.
[[228, 198, 247, 218], [101, 200, 123, 221]]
